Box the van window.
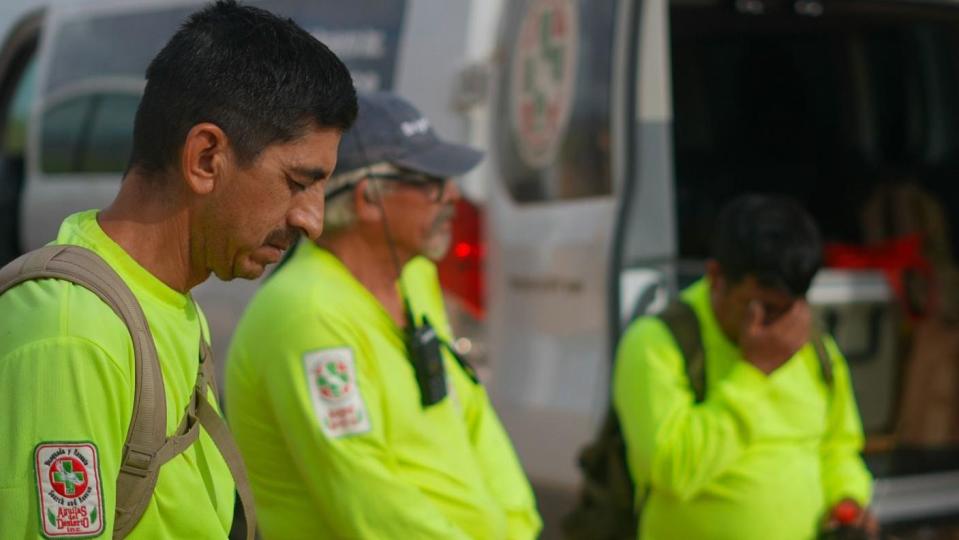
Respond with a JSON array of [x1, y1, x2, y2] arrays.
[[495, 0, 616, 203], [40, 92, 138, 174]]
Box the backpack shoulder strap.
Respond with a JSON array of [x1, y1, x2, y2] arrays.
[[0, 245, 167, 537], [656, 300, 707, 403], [811, 332, 834, 388], [194, 337, 257, 540]]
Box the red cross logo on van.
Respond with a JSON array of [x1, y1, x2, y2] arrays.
[[510, 0, 578, 168]]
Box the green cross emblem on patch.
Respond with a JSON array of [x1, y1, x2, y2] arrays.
[[317, 359, 352, 400], [53, 460, 85, 495], [51, 458, 88, 498]]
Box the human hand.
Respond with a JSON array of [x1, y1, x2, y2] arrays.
[[822, 499, 880, 540], [739, 299, 811, 375]]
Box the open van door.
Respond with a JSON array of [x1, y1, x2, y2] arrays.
[[0, 8, 42, 265], [486, 0, 663, 532], [493, 0, 959, 534], [662, 0, 959, 530]]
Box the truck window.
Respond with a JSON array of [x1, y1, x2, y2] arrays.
[[40, 95, 93, 174], [44, 8, 192, 98], [2, 58, 35, 159], [84, 93, 139, 173], [36, 0, 411, 178], [44, 1, 407, 99], [495, 0, 616, 203], [40, 91, 139, 174]]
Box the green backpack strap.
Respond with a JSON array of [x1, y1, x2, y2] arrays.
[[660, 301, 835, 396], [657, 300, 707, 403], [562, 300, 706, 540], [810, 332, 834, 388]]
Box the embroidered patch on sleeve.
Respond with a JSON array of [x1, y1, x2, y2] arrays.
[[34, 442, 105, 538], [303, 347, 371, 438]]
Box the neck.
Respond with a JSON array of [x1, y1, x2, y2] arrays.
[[98, 171, 206, 293], [319, 231, 410, 326]]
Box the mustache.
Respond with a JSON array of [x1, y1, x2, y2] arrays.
[[429, 204, 456, 233], [264, 228, 300, 251]]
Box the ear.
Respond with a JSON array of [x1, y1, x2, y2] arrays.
[[706, 259, 725, 294], [181, 123, 231, 195], [354, 179, 382, 222]]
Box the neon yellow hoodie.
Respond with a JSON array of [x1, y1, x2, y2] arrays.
[[225, 241, 541, 539], [0, 210, 234, 539], [613, 279, 872, 540]]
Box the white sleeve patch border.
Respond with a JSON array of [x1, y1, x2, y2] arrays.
[[303, 347, 371, 438], [34, 442, 105, 538]]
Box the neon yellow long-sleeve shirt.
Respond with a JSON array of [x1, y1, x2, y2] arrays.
[[613, 279, 872, 540], [225, 241, 541, 539], [0, 210, 234, 539]]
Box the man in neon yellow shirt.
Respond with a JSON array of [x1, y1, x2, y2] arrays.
[[614, 195, 876, 539], [226, 92, 542, 539], [0, 2, 357, 537]]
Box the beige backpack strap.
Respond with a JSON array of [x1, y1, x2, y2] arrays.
[[194, 339, 257, 540], [0, 245, 167, 538]]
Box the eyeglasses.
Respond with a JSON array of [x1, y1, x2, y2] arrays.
[[324, 170, 449, 202], [367, 172, 449, 203]]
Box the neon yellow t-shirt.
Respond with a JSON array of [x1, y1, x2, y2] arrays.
[[614, 279, 873, 540], [225, 241, 541, 539], [0, 210, 235, 539]]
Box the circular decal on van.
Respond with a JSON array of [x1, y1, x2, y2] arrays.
[[509, 0, 578, 169]]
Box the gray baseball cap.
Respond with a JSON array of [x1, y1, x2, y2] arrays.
[[335, 91, 483, 178]]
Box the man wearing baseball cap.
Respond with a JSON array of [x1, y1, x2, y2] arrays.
[[225, 92, 542, 539]]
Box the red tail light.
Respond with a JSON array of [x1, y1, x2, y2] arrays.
[[437, 198, 485, 319]]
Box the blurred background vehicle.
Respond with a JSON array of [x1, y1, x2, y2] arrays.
[[2, 0, 959, 537]]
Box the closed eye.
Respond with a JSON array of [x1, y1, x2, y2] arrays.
[[286, 176, 307, 193]]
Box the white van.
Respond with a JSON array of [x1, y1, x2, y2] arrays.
[[3, 0, 959, 536], [485, 0, 959, 535]]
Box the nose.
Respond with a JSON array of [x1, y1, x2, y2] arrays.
[[288, 187, 325, 241], [443, 178, 461, 204]]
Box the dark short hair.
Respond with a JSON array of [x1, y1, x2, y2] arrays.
[[712, 194, 823, 297], [129, 0, 357, 174]]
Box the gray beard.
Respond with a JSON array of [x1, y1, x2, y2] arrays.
[[422, 204, 456, 261], [423, 230, 452, 261]]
